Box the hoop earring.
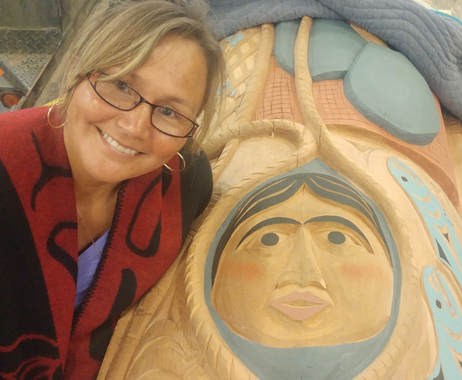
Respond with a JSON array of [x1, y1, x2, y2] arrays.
[[163, 152, 186, 173], [47, 105, 65, 129]]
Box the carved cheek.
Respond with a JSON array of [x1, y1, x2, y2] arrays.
[[340, 263, 386, 278], [221, 259, 267, 282], [338, 262, 393, 293]]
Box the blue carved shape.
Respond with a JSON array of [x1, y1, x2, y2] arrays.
[[274, 20, 299, 74], [424, 267, 462, 380], [307, 18, 440, 146], [388, 158, 462, 278], [224, 31, 244, 47], [308, 19, 366, 81], [388, 157, 462, 380], [344, 43, 441, 145]]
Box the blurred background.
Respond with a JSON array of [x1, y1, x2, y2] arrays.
[[0, 0, 460, 113]]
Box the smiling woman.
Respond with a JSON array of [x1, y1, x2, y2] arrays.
[[64, 34, 208, 211], [0, 1, 224, 379]]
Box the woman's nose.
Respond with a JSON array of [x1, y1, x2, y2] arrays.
[[117, 102, 153, 137], [277, 228, 327, 289]]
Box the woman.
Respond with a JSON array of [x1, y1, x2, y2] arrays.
[[0, 0, 224, 378]]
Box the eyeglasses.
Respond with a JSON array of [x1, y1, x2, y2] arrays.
[[87, 72, 198, 138]]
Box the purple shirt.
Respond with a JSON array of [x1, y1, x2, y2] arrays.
[[74, 231, 109, 308]]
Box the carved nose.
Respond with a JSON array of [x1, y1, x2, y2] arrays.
[[277, 228, 327, 289]]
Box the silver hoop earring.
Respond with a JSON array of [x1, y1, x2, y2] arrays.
[[177, 152, 186, 171], [47, 105, 65, 129], [163, 152, 186, 173]]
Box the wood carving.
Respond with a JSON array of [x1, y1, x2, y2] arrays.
[[98, 17, 462, 380]]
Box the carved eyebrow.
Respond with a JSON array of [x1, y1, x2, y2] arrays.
[[236, 215, 372, 250], [237, 217, 300, 248], [305, 215, 365, 238]]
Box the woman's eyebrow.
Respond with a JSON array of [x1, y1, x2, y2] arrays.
[[123, 72, 194, 110], [237, 217, 300, 248], [121, 71, 138, 82]]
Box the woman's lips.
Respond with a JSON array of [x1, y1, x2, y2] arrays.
[[98, 128, 141, 156], [269, 288, 333, 321]]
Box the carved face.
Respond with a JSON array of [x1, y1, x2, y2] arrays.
[[212, 185, 393, 347]]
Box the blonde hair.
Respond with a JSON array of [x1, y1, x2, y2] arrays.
[[59, 0, 224, 150]]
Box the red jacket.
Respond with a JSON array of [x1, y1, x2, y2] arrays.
[[0, 107, 212, 379]]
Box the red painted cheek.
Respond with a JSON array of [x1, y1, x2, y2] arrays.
[[223, 260, 266, 281], [340, 263, 390, 280]]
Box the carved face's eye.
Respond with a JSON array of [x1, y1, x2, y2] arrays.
[[261, 232, 279, 246], [327, 231, 346, 245], [235, 222, 299, 257], [313, 225, 373, 255]]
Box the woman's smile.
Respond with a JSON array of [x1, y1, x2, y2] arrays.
[[98, 127, 141, 157]]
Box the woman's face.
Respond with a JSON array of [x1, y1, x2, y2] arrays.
[[64, 35, 208, 188], [212, 186, 393, 347]]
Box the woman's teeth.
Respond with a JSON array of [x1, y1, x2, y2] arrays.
[[101, 131, 138, 156]]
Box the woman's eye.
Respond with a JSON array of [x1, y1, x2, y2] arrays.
[[158, 106, 176, 118], [114, 80, 130, 93]]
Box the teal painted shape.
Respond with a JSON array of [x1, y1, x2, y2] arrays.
[[274, 20, 299, 74], [424, 268, 462, 380], [345, 43, 440, 145], [388, 158, 462, 380], [224, 31, 244, 47], [388, 158, 462, 278], [308, 19, 366, 81]]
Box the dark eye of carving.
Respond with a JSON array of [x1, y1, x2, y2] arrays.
[[327, 231, 346, 245], [261, 232, 279, 246]]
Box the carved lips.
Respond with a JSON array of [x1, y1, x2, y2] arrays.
[[269, 288, 333, 321]]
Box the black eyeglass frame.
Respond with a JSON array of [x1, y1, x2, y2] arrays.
[[87, 72, 199, 138]]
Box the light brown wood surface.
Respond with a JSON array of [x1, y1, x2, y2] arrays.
[[98, 19, 462, 379]]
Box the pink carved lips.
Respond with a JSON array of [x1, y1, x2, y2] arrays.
[[269, 288, 333, 321]]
